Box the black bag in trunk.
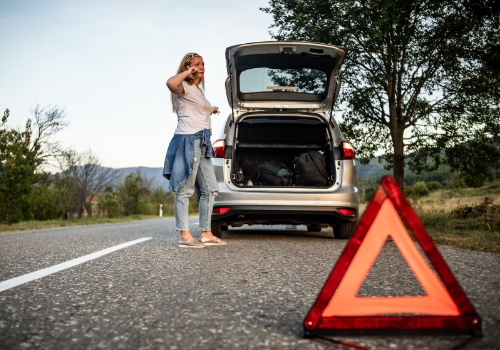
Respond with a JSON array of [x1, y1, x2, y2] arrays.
[[242, 158, 259, 181], [258, 161, 293, 186], [292, 151, 329, 186]]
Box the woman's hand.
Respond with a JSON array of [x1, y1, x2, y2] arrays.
[[211, 106, 220, 115], [166, 67, 199, 94], [186, 66, 199, 79]]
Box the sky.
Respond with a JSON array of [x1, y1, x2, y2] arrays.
[[0, 0, 273, 168]]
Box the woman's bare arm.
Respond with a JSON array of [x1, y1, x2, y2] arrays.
[[166, 67, 198, 94]]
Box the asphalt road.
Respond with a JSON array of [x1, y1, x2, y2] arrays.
[[0, 218, 499, 350]]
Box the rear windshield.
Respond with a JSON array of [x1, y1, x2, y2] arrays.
[[240, 68, 327, 95]]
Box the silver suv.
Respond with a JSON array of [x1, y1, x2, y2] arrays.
[[210, 41, 359, 238]]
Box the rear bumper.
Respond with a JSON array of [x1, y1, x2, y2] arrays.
[[211, 205, 358, 227]]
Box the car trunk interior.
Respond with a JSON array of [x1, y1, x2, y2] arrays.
[[232, 116, 336, 187]]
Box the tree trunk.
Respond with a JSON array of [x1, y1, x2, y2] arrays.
[[387, 65, 405, 190], [388, 88, 405, 190], [392, 128, 405, 190], [86, 206, 92, 217], [77, 192, 85, 219], [85, 201, 92, 218]]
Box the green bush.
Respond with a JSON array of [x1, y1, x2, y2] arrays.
[[405, 182, 430, 199], [404, 186, 414, 198], [426, 181, 443, 191], [29, 178, 66, 220], [413, 181, 430, 197], [99, 191, 123, 218], [1, 110, 37, 223], [118, 173, 177, 217], [120, 173, 156, 215], [450, 174, 467, 188]]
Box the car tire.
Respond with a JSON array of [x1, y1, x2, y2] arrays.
[[307, 224, 322, 232], [334, 221, 354, 239], [211, 220, 223, 238]]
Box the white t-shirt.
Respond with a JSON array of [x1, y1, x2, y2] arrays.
[[173, 81, 213, 134]]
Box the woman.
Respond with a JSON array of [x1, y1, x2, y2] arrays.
[[163, 52, 226, 248]]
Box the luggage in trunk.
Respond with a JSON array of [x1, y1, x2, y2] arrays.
[[259, 161, 293, 186], [292, 151, 329, 186], [232, 117, 335, 187]]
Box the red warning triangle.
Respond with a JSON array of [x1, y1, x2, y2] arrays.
[[304, 176, 482, 336]]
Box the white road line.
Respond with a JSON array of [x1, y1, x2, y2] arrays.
[[0, 237, 152, 293]]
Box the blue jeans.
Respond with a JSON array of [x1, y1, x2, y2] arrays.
[[174, 139, 218, 232]]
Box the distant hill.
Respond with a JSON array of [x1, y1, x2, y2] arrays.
[[115, 166, 168, 189], [355, 159, 454, 187], [356, 159, 391, 178]]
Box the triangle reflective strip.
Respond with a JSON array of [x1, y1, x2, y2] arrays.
[[322, 199, 459, 317], [303, 176, 481, 335]]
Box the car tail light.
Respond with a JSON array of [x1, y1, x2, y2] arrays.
[[340, 141, 355, 160], [213, 207, 230, 214], [338, 208, 356, 216], [212, 139, 225, 158]]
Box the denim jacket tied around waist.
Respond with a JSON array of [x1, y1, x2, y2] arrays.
[[162, 129, 216, 195]]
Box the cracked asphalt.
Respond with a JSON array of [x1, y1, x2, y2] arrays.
[[0, 218, 499, 349]]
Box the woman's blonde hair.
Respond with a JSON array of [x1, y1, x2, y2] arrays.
[[171, 52, 205, 112]]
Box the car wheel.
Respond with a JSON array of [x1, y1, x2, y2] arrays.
[[334, 221, 354, 239], [307, 224, 322, 232], [211, 220, 223, 238]]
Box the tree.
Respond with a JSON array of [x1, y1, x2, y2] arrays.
[[0, 109, 37, 223], [28, 104, 68, 170], [0, 106, 68, 223], [444, 140, 500, 187], [262, 0, 500, 188], [28, 173, 68, 221], [60, 149, 121, 218], [119, 172, 155, 216], [98, 187, 124, 218]]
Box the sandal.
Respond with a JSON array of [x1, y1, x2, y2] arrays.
[[178, 238, 205, 248], [199, 236, 227, 246]]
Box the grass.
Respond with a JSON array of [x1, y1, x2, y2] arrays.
[[411, 188, 500, 253], [0, 215, 166, 234], [361, 180, 500, 253]]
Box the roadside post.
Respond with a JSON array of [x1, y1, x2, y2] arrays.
[[159, 204, 163, 217], [304, 175, 482, 338]]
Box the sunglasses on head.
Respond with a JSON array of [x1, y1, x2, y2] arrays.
[[186, 53, 200, 62]]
